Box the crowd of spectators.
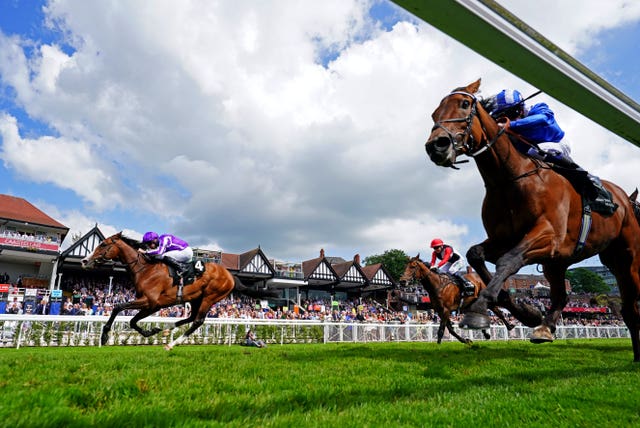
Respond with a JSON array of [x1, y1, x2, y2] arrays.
[[1, 274, 626, 327]]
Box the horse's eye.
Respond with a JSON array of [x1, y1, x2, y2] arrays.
[[461, 100, 470, 109]]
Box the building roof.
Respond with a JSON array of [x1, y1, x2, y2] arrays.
[[0, 194, 68, 230]]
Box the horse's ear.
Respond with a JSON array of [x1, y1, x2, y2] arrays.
[[416, 253, 420, 259], [631, 188, 638, 202], [467, 79, 481, 94]]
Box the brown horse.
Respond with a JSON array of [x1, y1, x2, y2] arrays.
[[425, 79, 640, 361], [400, 255, 516, 344], [81, 232, 277, 350]]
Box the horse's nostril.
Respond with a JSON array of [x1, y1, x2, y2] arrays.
[[433, 136, 451, 149]]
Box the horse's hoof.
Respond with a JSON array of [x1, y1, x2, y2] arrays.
[[459, 312, 490, 329], [164, 344, 173, 351], [100, 334, 109, 346], [529, 325, 554, 343]]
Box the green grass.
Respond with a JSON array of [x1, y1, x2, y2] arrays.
[[1, 340, 639, 427]]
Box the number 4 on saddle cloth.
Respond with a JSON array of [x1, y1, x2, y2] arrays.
[[163, 258, 206, 286]]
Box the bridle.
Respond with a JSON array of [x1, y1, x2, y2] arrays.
[[93, 238, 146, 274], [428, 90, 506, 165]]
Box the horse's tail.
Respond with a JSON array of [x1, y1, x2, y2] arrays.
[[232, 275, 279, 299]]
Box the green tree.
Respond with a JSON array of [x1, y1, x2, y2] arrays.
[[363, 249, 409, 281], [566, 268, 611, 294]]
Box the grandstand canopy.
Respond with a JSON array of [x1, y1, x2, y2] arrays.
[[392, 0, 640, 146]]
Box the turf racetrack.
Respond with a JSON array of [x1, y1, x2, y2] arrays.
[[1, 340, 639, 427]]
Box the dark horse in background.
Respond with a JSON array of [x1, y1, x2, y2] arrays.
[[400, 255, 517, 344], [82, 232, 277, 350], [425, 79, 640, 361]]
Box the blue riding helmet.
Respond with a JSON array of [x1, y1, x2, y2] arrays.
[[485, 89, 527, 117], [142, 231, 159, 243]]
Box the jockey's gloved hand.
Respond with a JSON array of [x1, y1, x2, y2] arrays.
[[430, 266, 440, 273]]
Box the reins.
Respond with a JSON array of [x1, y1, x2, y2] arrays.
[[431, 90, 505, 163], [434, 90, 549, 181], [105, 239, 147, 275]]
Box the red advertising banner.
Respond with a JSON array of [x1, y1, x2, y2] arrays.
[[562, 307, 607, 313], [0, 284, 10, 292], [0, 237, 59, 251]]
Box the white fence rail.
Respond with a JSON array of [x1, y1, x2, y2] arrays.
[[0, 314, 630, 348]]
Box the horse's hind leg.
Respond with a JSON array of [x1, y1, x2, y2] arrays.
[[601, 247, 640, 362], [530, 265, 568, 344], [162, 297, 204, 337], [164, 297, 208, 351], [165, 317, 205, 351]]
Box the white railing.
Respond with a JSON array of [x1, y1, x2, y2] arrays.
[[0, 314, 630, 348]]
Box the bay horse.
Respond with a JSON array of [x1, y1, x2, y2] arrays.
[[81, 232, 277, 350], [425, 79, 640, 361], [400, 255, 517, 344]]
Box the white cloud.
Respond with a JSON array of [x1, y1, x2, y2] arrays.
[[0, 0, 639, 267]]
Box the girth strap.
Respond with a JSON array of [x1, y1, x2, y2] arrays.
[[574, 200, 592, 254]]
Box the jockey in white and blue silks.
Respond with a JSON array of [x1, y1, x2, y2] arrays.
[[486, 89, 571, 159], [483, 89, 617, 215]]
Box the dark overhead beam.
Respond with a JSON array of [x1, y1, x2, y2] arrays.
[[392, 0, 640, 146]]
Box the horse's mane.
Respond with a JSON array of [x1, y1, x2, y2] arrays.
[[119, 233, 144, 250]]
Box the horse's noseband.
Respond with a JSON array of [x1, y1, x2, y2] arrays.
[[430, 91, 478, 157]]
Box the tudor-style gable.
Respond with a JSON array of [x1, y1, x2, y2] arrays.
[[61, 225, 105, 260]]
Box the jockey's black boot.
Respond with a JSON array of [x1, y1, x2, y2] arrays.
[[540, 151, 618, 215], [164, 257, 187, 285], [585, 174, 618, 215], [454, 272, 476, 297]]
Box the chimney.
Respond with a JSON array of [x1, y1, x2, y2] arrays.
[[320, 248, 325, 258], [354, 254, 360, 265]]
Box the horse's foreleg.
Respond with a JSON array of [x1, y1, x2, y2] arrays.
[[444, 319, 471, 344], [490, 304, 515, 331], [129, 308, 162, 338], [462, 247, 525, 329], [530, 265, 568, 344], [466, 242, 493, 285], [495, 290, 543, 328], [101, 302, 134, 345], [101, 299, 150, 346]]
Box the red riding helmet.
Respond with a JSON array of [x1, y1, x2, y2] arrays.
[[430, 238, 444, 248]]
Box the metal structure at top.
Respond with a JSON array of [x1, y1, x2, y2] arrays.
[[392, 0, 640, 146]]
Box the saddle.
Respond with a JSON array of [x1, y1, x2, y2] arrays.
[[544, 156, 618, 216], [165, 259, 206, 286]]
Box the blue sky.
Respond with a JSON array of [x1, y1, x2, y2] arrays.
[[1, 0, 640, 271]]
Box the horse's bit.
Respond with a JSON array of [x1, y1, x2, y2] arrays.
[[429, 90, 505, 162]]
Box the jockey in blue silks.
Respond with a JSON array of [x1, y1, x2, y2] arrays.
[[482, 89, 617, 215]]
